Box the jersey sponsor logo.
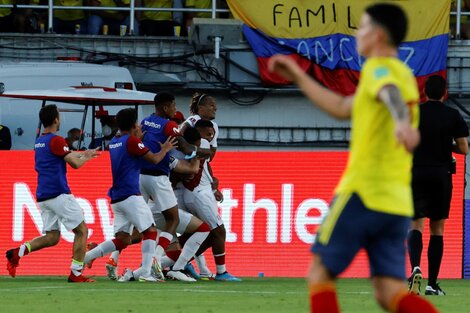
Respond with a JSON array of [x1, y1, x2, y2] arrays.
[[109, 142, 123, 149], [143, 120, 162, 129], [374, 66, 390, 79], [34, 143, 45, 148], [138, 142, 145, 150]]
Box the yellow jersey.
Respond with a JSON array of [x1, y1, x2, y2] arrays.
[[0, 0, 13, 18], [185, 0, 212, 18], [335, 57, 419, 217], [142, 0, 172, 21], [54, 0, 85, 21]]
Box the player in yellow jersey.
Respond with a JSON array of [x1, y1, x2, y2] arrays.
[[269, 3, 439, 313]]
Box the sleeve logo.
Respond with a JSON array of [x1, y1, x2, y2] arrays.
[[138, 143, 145, 149]]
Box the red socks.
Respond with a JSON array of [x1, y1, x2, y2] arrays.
[[392, 292, 439, 313], [309, 282, 340, 313]]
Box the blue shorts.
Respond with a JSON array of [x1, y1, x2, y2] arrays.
[[311, 193, 410, 279]]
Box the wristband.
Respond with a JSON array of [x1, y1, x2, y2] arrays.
[[184, 147, 197, 160]]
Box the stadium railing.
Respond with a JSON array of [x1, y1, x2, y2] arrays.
[[0, 0, 230, 35]]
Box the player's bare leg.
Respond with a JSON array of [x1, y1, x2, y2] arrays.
[[6, 230, 60, 277]]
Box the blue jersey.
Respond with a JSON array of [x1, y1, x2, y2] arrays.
[[34, 133, 71, 201], [108, 134, 149, 202], [140, 113, 179, 176]]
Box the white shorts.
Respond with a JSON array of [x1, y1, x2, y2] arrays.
[[111, 195, 154, 234], [173, 184, 187, 212], [139, 174, 177, 212], [39, 194, 84, 233], [183, 187, 223, 230], [153, 208, 192, 234]]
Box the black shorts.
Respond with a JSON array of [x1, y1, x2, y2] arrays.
[[412, 167, 452, 220]]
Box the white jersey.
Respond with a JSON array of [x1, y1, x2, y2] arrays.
[[199, 139, 213, 189], [183, 114, 218, 148]]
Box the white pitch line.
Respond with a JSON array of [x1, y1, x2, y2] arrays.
[[0, 286, 462, 296]]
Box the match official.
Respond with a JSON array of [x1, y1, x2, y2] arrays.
[[408, 75, 469, 296]]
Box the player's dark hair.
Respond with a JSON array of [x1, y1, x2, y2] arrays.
[[425, 75, 447, 100], [190, 93, 212, 115], [366, 3, 407, 47], [39, 104, 59, 127], [194, 119, 214, 129], [67, 128, 81, 138], [183, 127, 201, 145], [154, 92, 175, 109], [116, 108, 137, 131]]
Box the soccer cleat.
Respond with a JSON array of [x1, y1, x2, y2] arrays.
[[199, 272, 216, 281], [184, 263, 200, 280], [425, 284, 446, 296], [67, 273, 96, 283], [105, 258, 118, 280], [215, 272, 242, 282], [167, 270, 197, 282], [118, 268, 135, 282], [6, 248, 20, 278], [408, 267, 423, 295], [151, 257, 165, 281], [85, 242, 98, 269], [138, 274, 165, 283]]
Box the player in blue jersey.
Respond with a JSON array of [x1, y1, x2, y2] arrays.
[[5, 104, 99, 282], [84, 108, 177, 282], [139, 92, 212, 280]]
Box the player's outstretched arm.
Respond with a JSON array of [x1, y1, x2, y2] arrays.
[[176, 136, 212, 159], [378, 85, 420, 152], [268, 55, 353, 119], [143, 136, 178, 164], [65, 148, 100, 169]]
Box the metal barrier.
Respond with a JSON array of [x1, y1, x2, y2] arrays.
[[0, 0, 229, 35], [0, 3, 468, 38]]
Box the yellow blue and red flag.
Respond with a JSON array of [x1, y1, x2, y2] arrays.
[[227, 0, 450, 99]]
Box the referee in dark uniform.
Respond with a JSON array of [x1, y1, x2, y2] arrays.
[[407, 75, 469, 296]]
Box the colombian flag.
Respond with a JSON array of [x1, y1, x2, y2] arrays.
[[227, 0, 450, 100]]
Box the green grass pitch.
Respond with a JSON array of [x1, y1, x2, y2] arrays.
[[1, 277, 469, 312]]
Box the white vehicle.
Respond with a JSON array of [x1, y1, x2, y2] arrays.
[[0, 86, 156, 150], [0, 62, 138, 149]]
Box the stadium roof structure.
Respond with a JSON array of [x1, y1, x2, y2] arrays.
[[0, 86, 156, 147]]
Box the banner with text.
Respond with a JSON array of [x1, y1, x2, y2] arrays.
[[0, 151, 464, 278], [227, 0, 450, 100]]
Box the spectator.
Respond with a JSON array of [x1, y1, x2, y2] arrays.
[[140, 0, 175, 36], [65, 127, 83, 150], [88, 0, 138, 35], [53, 0, 87, 34], [88, 115, 118, 150], [184, 0, 228, 31], [0, 124, 12, 150], [0, 0, 31, 32], [451, 0, 470, 39]]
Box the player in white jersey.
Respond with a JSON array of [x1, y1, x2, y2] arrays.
[[182, 121, 241, 281], [178, 93, 223, 276], [179, 93, 219, 160]]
